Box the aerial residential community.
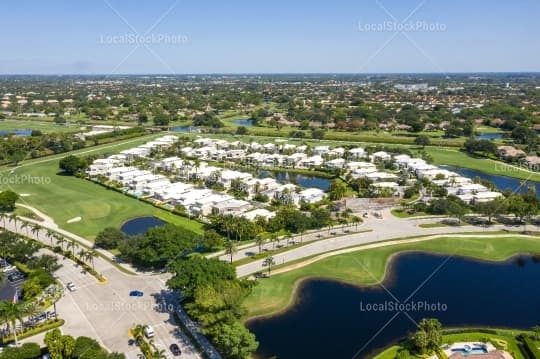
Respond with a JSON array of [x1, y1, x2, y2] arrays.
[[1, 1, 540, 359]]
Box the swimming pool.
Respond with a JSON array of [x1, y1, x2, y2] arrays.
[[451, 346, 488, 355]]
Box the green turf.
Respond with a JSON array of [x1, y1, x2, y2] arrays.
[[426, 147, 540, 182], [243, 235, 540, 318], [374, 329, 528, 359], [0, 134, 204, 239], [0, 119, 80, 133]]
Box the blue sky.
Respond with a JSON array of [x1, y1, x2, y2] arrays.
[[1, 0, 539, 74]]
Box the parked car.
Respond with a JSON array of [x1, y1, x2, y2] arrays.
[[169, 344, 181, 356], [66, 282, 77, 291], [2, 265, 16, 273], [129, 290, 144, 297], [144, 326, 155, 339], [7, 272, 24, 282]]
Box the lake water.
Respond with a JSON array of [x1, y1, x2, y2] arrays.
[[120, 216, 166, 236], [259, 170, 331, 191], [247, 253, 540, 359], [475, 133, 503, 140], [440, 165, 540, 196], [170, 126, 201, 133], [0, 129, 32, 136], [232, 119, 254, 127]]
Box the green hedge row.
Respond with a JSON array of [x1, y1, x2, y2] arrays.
[[442, 328, 499, 335], [0, 319, 64, 345], [520, 335, 540, 359]]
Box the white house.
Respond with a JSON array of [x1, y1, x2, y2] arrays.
[[365, 171, 399, 182], [240, 209, 276, 221], [326, 158, 346, 170], [372, 151, 391, 162], [348, 147, 365, 159], [299, 155, 324, 169], [298, 188, 326, 204], [220, 170, 253, 188], [212, 199, 252, 216], [313, 146, 330, 156]]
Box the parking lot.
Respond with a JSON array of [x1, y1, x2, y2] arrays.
[[51, 254, 200, 358]]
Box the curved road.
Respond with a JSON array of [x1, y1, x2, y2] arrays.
[[233, 209, 536, 277]]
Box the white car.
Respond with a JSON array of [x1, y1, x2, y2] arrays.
[[66, 282, 77, 291], [2, 265, 16, 273], [144, 326, 155, 339]]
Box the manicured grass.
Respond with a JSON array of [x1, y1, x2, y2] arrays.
[[0, 119, 80, 133], [0, 134, 204, 239], [374, 329, 528, 359], [243, 235, 540, 319], [426, 147, 540, 182], [391, 209, 428, 218]]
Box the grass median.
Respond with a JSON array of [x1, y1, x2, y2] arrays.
[[243, 235, 540, 319]]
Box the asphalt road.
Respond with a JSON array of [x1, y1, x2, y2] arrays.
[[234, 209, 535, 277]]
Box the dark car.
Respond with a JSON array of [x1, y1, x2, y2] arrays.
[[169, 344, 181, 356], [129, 290, 144, 297]]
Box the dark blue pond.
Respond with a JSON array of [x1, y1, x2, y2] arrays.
[[247, 253, 540, 359], [259, 170, 331, 191], [232, 119, 254, 127], [475, 133, 503, 140], [120, 216, 166, 236], [440, 165, 540, 196]]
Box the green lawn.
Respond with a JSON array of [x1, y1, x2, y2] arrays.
[[243, 235, 540, 319], [0, 134, 204, 239], [426, 147, 540, 182], [0, 119, 80, 133]]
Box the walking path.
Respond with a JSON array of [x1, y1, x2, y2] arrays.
[[234, 208, 538, 277]]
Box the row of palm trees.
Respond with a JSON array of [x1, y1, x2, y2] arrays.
[[0, 299, 43, 346], [0, 212, 97, 269]]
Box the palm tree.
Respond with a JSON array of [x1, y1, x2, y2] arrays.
[[55, 234, 66, 250], [262, 256, 276, 275], [286, 232, 293, 247], [223, 240, 238, 264], [20, 221, 30, 237], [67, 240, 78, 257], [22, 302, 40, 328], [8, 213, 17, 227], [46, 229, 55, 246], [270, 233, 278, 250], [351, 216, 361, 230], [78, 249, 87, 262], [0, 301, 25, 346], [31, 223, 41, 238], [131, 324, 145, 345], [86, 249, 97, 269], [152, 349, 167, 359], [255, 236, 266, 254], [0, 212, 6, 228]]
